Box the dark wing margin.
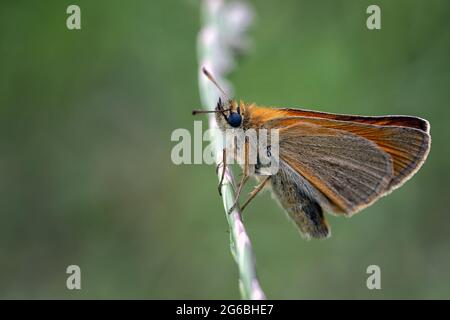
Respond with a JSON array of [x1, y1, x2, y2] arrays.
[[276, 107, 430, 133]]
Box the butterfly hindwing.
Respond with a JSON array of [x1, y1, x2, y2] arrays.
[[273, 121, 393, 215]]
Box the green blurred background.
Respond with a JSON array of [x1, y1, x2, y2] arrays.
[[1, 0, 449, 299]]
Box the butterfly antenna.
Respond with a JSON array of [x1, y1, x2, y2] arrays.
[[192, 108, 230, 115], [202, 67, 229, 98]]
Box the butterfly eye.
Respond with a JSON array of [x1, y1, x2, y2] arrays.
[[228, 112, 242, 127]]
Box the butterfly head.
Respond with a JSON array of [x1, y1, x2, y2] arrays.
[[191, 68, 245, 130], [216, 98, 243, 129]]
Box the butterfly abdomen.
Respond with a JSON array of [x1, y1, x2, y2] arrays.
[[270, 161, 331, 239]]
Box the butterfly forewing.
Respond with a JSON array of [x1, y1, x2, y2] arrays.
[[263, 116, 430, 191]]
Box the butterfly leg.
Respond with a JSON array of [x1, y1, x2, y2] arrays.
[[228, 138, 250, 214], [240, 176, 271, 213], [216, 148, 227, 196]]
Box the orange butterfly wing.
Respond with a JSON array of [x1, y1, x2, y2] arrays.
[[245, 104, 431, 214], [247, 105, 430, 189]]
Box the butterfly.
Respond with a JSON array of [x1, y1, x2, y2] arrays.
[[193, 68, 431, 239]]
